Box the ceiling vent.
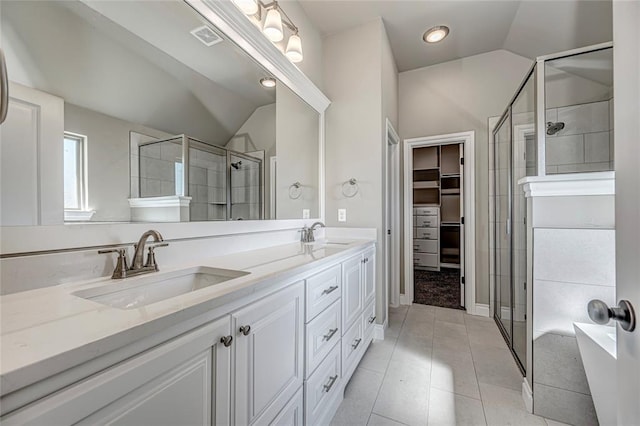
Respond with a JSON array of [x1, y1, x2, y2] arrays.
[[190, 25, 223, 47]]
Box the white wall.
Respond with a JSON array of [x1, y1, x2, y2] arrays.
[[399, 49, 533, 304], [275, 83, 320, 219], [324, 19, 397, 324]]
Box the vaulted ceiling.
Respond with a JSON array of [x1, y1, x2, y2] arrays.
[[296, 0, 613, 72]]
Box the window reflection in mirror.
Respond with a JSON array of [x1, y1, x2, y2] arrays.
[[0, 0, 320, 226]]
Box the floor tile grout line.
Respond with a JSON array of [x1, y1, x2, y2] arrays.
[[462, 306, 490, 426], [369, 412, 411, 426], [367, 306, 407, 426], [425, 307, 436, 425]]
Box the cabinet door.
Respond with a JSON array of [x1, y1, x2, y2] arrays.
[[342, 255, 363, 332], [2, 317, 232, 426], [233, 282, 304, 425], [363, 247, 376, 307]]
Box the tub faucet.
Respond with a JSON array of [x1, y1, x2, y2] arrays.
[[99, 230, 168, 279]]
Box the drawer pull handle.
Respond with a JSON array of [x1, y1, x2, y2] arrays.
[[239, 325, 251, 336], [368, 316, 376, 324], [351, 338, 362, 349], [322, 285, 339, 295], [323, 328, 338, 341], [220, 335, 233, 347], [323, 375, 338, 393]]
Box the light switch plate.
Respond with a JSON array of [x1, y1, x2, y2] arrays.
[[338, 209, 347, 222], [302, 209, 310, 219]]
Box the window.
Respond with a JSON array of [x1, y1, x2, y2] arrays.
[[63, 132, 93, 220]]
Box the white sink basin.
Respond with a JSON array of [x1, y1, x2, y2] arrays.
[[73, 266, 249, 310]]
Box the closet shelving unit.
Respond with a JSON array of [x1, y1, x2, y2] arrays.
[[412, 144, 463, 271]]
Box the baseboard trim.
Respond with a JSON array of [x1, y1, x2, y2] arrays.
[[399, 293, 412, 305], [474, 303, 490, 317], [374, 320, 387, 340], [522, 379, 533, 413]]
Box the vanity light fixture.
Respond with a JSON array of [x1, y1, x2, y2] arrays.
[[233, 0, 259, 15], [260, 77, 276, 88], [423, 25, 450, 43], [232, 0, 304, 63]]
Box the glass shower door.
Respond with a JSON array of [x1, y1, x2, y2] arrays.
[[229, 153, 262, 220], [494, 112, 512, 342]]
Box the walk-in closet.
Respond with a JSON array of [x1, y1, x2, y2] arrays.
[[412, 143, 465, 309]]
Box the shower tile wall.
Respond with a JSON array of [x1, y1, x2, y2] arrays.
[[544, 99, 613, 174], [230, 159, 260, 220], [530, 195, 615, 426], [139, 141, 182, 197], [189, 148, 227, 221]]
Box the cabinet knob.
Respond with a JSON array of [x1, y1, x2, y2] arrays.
[[220, 335, 233, 347], [321, 285, 339, 295], [239, 325, 251, 336], [368, 316, 376, 324]]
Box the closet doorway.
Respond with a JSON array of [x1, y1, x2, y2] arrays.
[[403, 132, 476, 313]]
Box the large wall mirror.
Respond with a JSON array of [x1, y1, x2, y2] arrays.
[[0, 0, 320, 226]]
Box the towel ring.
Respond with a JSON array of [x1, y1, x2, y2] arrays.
[[289, 182, 302, 199], [341, 178, 359, 198]]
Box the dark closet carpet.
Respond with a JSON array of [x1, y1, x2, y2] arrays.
[[414, 268, 464, 310]]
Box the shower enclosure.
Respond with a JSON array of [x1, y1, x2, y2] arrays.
[[491, 42, 614, 372], [136, 135, 263, 221]]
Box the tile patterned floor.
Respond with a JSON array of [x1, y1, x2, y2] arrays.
[[331, 304, 567, 426]]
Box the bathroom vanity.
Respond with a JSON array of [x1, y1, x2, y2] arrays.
[[0, 239, 376, 425]]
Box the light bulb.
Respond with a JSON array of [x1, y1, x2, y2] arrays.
[[423, 26, 450, 43], [263, 8, 284, 42], [285, 34, 303, 63], [260, 77, 276, 88], [232, 0, 258, 15]]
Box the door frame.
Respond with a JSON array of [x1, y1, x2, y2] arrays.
[[385, 119, 401, 309], [402, 131, 477, 314]]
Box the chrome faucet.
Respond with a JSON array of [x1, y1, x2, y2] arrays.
[[300, 222, 325, 243], [99, 230, 168, 279]]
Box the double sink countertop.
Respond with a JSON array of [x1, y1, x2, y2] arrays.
[[0, 238, 374, 397]]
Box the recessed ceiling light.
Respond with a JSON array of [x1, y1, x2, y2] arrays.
[[260, 77, 276, 88], [423, 26, 450, 44]]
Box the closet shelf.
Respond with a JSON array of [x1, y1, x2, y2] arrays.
[[440, 263, 461, 269], [440, 222, 460, 226], [413, 182, 440, 189], [441, 189, 460, 194], [441, 248, 460, 255]]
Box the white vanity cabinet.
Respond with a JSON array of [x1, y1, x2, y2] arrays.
[[1, 316, 233, 426], [1, 243, 377, 426], [233, 282, 304, 426]]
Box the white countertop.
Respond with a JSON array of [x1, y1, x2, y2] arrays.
[[0, 238, 374, 397]]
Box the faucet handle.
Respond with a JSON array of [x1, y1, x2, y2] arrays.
[[145, 243, 168, 270], [98, 248, 129, 279]]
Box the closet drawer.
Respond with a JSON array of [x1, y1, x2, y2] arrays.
[[415, 227, 438, 240], [415, 215, 438, 228], [362, 300, 376, 340], [413, 239, 438, 253], [341, 319, 364, 377], [414, 253, 438, 267], [305, 300, 341, 378], [414, 207, 438, 216], [304, 344, 341, 426], [306, 264, 341, 322]]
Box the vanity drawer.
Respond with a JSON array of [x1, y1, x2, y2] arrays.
[[415, 227, 438, 240], [306, 264, 341, 322], [341, 319, 365, 377], [414, 207, 438, 216], [304, 344, 341, 426], [362, 300, 376, 340], [415, 215, 438, 228], [305, 300, 341, 378], [414, 253, 438, 267], [413, 239, 438, 253]]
